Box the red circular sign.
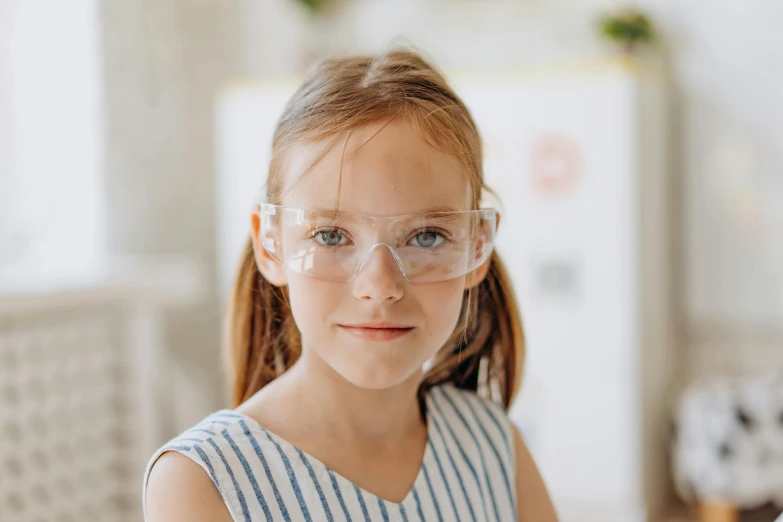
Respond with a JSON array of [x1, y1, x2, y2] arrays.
[[531, 134, 583, 197]]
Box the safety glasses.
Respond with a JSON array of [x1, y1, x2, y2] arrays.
[[258, 204, 497, 283]]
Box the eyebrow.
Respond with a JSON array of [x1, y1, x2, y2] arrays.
[[304, 208, 360, 223], [411, 205, 461, 214]]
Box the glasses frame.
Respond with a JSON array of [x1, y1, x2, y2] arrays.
[[257, 203, 499, 283]]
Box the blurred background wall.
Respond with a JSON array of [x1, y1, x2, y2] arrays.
[[100, 0, 246, 426], [1, 1, 782, 521]]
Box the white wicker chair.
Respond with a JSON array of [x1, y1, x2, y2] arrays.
[[0, 259, 203, 522]]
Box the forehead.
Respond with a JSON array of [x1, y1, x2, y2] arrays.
[[280, 119, 472, 215]]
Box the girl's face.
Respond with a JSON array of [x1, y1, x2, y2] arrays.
[[254, 119, 487, 390]]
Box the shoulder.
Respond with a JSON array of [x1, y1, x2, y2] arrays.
[[427, 383, 508, 420], [427, 383, 514, 453], [143, 410, 248, 522], [145, 451, 233, 522], [510, 422, 559, 522], [429, 384, 559, 521]]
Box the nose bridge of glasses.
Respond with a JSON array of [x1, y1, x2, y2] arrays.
[[355, 242, 406, 277]]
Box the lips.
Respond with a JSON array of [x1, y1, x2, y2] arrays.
[[341, 321, 413, 329], [338, 322, 414, 341]]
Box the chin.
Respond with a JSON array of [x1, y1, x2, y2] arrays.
[[332, 358, 421, 391]]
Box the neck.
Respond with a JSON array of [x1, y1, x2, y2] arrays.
[[280, 349, 425, 447]]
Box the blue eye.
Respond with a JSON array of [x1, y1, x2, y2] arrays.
[[410, 230, 445, 248], [312, 229, 347, 247]]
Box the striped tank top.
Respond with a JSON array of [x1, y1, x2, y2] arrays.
[[142, 383, 517, 521]]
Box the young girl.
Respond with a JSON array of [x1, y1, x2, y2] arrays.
[[144, 48, 558, 522]]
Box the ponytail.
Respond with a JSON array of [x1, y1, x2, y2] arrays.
[[223, 238, 300, 408], [420, 251, 525, 409]]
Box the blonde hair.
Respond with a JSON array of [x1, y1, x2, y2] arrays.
[[224, 48, 525, 410]]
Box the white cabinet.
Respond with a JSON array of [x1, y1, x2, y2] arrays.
[[455, 61, 674, 522]]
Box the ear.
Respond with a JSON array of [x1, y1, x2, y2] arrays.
[[250, 206, 288, 287], [464, 256, 491, 289], [463, 211, 500, 290]]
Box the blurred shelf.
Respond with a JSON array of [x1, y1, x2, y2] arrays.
[[659, 503, 783, 522], [0, 255, 206, 315]]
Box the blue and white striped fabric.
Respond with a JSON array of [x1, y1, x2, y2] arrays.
[[142, 384, 517, 521]]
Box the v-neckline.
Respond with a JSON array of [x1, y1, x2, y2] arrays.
[[219, 391, 434, 509]]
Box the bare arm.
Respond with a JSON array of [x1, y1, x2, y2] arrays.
[[145, 451, 234, 522], [513, 424, 559, 522]]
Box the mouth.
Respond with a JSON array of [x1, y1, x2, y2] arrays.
[[338, 322, 415, 341]]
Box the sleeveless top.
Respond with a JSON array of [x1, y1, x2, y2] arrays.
[[142, 384, 517, 522]]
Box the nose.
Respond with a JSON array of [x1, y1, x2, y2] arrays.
[[351, 244, 405, 302]]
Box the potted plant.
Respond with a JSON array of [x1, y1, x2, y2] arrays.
[[599, 8, 655, 54]]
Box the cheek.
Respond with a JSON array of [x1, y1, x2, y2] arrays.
[[415, 279, 466, 350], [285, 276, 339, 338]]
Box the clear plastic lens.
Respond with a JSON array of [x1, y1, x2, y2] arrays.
[[259, 205, 497, 283]]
